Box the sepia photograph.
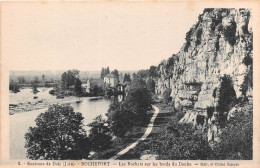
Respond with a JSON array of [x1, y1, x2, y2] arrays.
[[0, 1, 259, 167]]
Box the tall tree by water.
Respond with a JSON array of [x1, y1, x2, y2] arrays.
[[61, 69, 80, 89], [25, 104, 91, 160]]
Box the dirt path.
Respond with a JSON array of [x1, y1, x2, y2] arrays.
[[109, 105, 159, 160]]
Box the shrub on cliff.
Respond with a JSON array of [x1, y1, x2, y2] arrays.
[[25, 104, 90, 160]]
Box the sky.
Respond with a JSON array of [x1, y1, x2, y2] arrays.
[[2, 2, 204, 71]]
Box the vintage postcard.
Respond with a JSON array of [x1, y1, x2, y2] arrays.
[[0, 0, 259, 168]]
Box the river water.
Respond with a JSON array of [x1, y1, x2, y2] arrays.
[[9, 88, 111, 159]]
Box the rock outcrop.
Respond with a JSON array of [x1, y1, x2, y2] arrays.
[[155, 8, 253, 142]]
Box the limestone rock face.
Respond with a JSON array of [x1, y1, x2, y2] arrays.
[[155, 8, 253, 111]]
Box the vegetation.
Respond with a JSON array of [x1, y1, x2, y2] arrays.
[[74, 78, 83, 95], [163, 88, 172, 103], [61, 69, 80, 89], [123, 73, 131, 83], [111, 69, 119, 78], [106, 77, 152, 137], [106, 102, 135, 137], [25, 104, 91, 160], [195, 28, 203, 46], [123, 77, 152, 123], [101, 67, 110, 79], [241, 65, 253, 97], [88, 115, 113, 152], [133, 105, 211, 160], [137, 69, 149, 79], [149, 66, 158, 78], [217, 75, 237, 127], [222, 21, 237, 46], [17, 76, 26, 84], [9, 80, 20, 92], [211, 101, 253, 160], [146, 78, 156, 94]]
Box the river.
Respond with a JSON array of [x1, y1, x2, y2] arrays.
[[9, 87, 111, 159]]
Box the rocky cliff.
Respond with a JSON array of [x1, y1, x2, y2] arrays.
[[155, 8, 253, 142]]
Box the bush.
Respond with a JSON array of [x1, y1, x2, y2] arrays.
[[25, 104, 90, 160]]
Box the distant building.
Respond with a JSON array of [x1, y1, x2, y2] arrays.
[[104, 74, 119, 88]]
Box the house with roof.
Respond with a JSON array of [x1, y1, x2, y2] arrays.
[[104, 74, 119, 88]]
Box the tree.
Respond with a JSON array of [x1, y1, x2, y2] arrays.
[[111, 69, 119, 78], [88, 115, 112, 152], [123, 77, 152, 123], [132, 73, 138, 80], [42, 74, 46, 81], [137, 69, 149, 79], [18, 76, 26, 84], [217, 75, 237, 127], [147, 78, 156, 94], [61, 69, 80, 89], [74, 78, 83, 95], [33, 76, 40, 84], [163, 88, 172, 103], [101, 67, 110, 79], [149, 66, 158, 78], [106, 77, 152, 137], [212, 101, 252, 160], [25, 104, 90, 160], [106, 102, 135, 137], [123, 73, 131, 83], [9, 80, 20, 92]]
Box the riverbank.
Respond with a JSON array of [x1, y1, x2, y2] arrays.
[[9, 96, 81, 115], [9, 87, 107, 115]]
